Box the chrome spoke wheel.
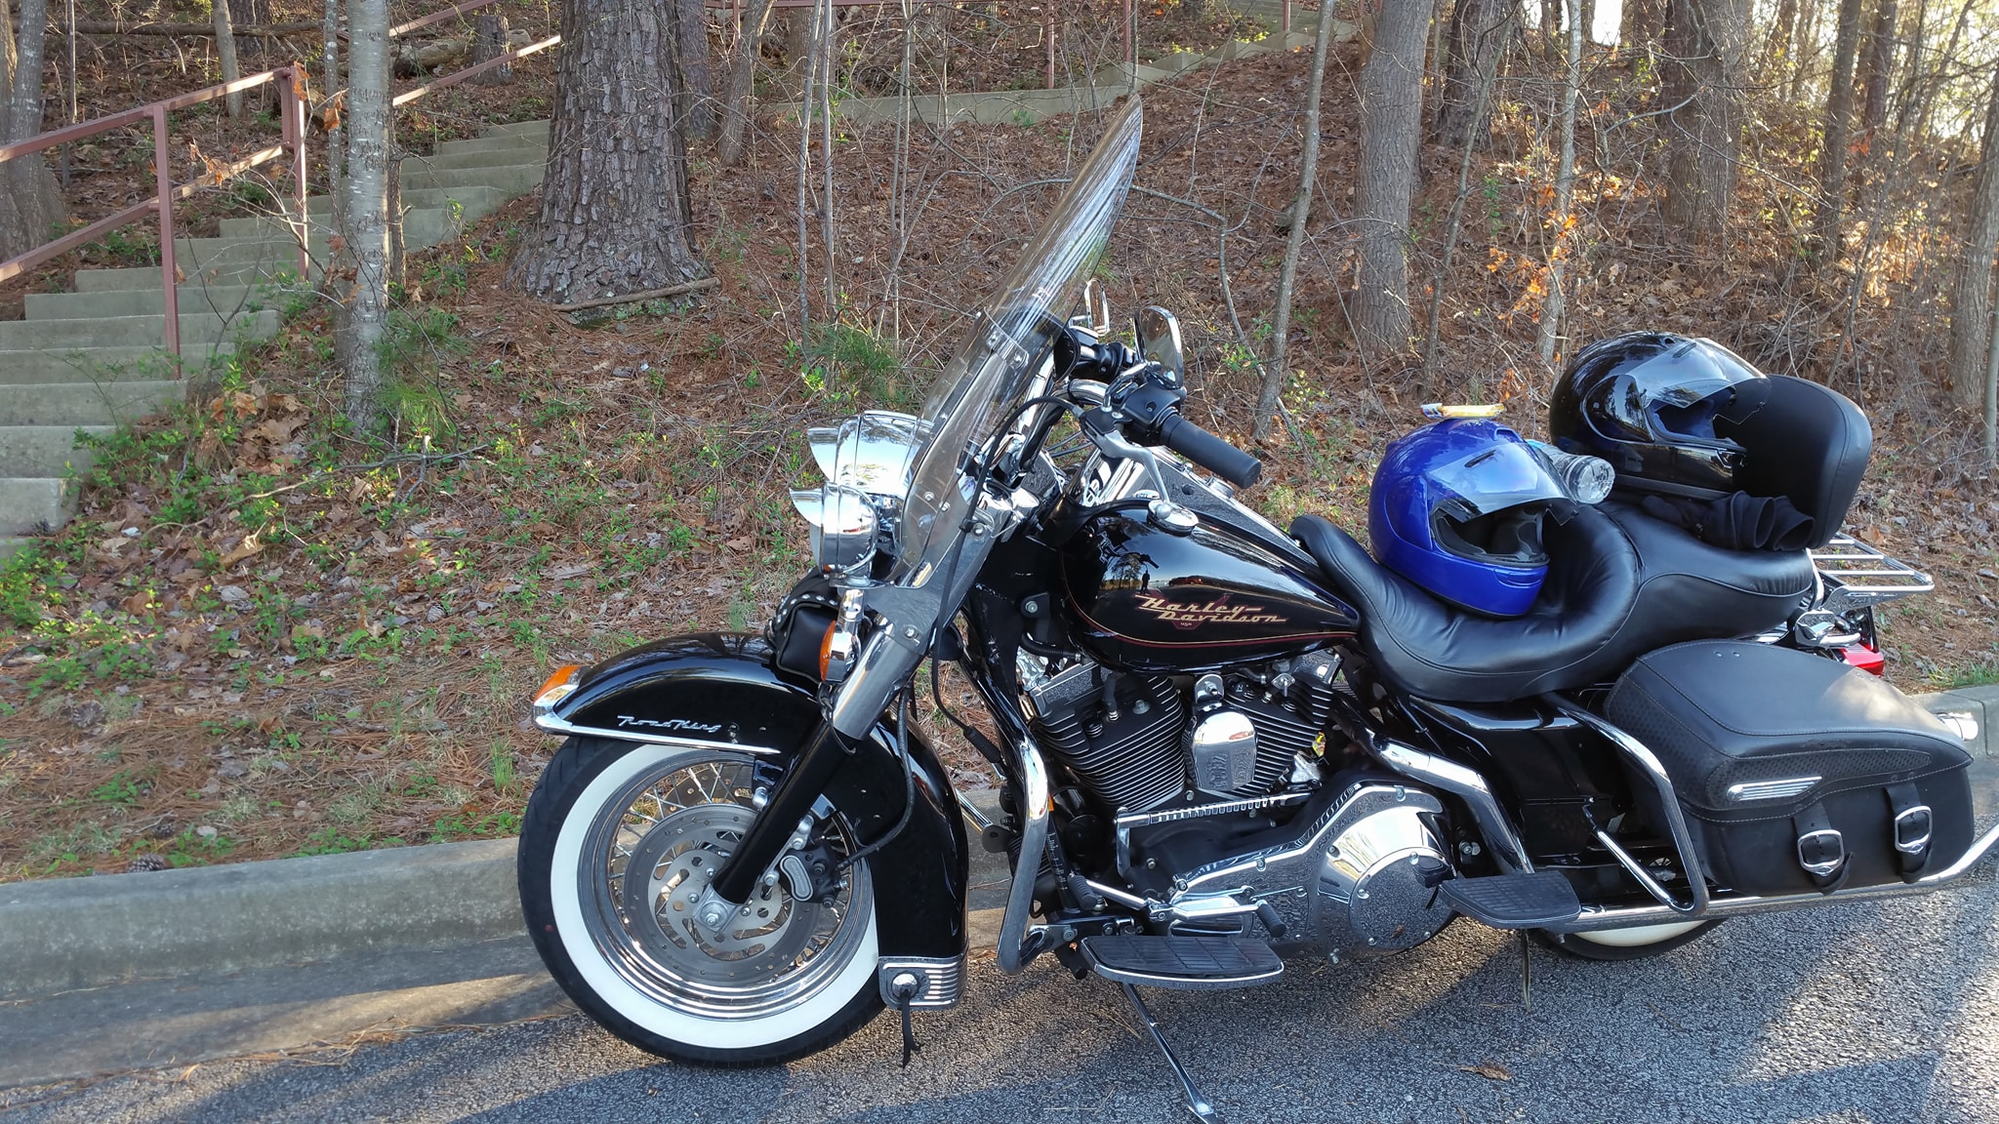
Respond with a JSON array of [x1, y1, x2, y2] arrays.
[[575, 753, 874, 1022]]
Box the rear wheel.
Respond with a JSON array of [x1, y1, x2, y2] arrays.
[[518, 737, 883, 1065], [1533, 919, 1723, 961]]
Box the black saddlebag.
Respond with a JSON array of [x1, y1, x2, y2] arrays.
[[1604, 641, 1972, 895]]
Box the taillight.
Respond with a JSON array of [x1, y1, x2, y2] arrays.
[[1842, 643, 1886, 676]]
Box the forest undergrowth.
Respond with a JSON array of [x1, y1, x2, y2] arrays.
[[1, 22, 1995, 880]]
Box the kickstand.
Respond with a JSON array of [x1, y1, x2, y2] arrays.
[[1119, 982, 1223, 1124]]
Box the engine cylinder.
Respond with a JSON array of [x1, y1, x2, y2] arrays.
[[1024, 662, 1187, 812]]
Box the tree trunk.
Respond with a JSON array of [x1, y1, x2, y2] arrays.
[[1947, 68, 1999, 415], [1253, 0, 1342, 439], [1859, 0, 1898, 139], [212, 0, 244, 117], [717, 0, 776, 166], [229, 0, 268, 55], [1621, 0, 1663, 46], [1765, 0, 1797, 70], [1352, 0, 1435, 358], [1659, 0, 1748, 238], [469, 13, 513, 84], [341, 0, 391, 434], [675, 0, 713, 138], [1537, 0, 1559, 56], [510, 0, 707, 305], [0, 0, 67, 263], [1538, 0, 1583, 366], [1578, 0, 1596, 44], [1815, 0, 1864, 263], [784, 8, 814, 81], [321, 0, 344, 210], [1435, 0, 1512, 150]]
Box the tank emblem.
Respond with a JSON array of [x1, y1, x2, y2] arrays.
[[1132, 591, 1288, 631]]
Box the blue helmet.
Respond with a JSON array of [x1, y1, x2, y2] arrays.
[[1368, 420, 1571, 618]]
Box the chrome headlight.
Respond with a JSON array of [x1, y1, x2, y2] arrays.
[[793, 411, 926, 579], [790, 483, 880, 577]]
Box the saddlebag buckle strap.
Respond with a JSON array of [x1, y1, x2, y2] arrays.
[[1794, 802, 1849, 893], [1886, 780, 1934, 879]]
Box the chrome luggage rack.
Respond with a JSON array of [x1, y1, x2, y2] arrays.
[[1810, 533, 1933, 612]]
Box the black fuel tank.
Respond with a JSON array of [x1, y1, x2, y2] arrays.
[[1060, 511, 1359, 673]]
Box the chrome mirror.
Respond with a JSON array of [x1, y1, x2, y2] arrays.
[[1134, 306, 1184, 379]]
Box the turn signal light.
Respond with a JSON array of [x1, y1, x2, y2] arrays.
[[818, 622, 838, 680], [534, 664, 582, 707]]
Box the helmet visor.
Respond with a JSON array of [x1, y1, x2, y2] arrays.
[[1612, 338, 1769, 444], [1425, 439, 1569, 519]]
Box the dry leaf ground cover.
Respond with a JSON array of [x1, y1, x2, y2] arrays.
[[2, 38, 1995, 882]]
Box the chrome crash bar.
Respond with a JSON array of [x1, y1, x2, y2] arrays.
[[995, 739, 1052, 974]]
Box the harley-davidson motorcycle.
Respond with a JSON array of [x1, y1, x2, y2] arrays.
[[516, 98, 1992, 1119]]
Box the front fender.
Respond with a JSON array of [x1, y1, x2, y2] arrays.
[[539, 632, 969, 958]]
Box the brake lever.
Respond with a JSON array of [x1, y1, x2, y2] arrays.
[[1085, 412, 1198, 534]]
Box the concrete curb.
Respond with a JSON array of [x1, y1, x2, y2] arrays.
[[1, 693, 1990, 1003], [0, 838, 519, 1000]]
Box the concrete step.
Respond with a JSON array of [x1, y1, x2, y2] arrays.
[[0, 425, 113, 477], [217, 205, 468, 250], [0, 346, 188, 384], [1097, 61, 1181, 86], [485, 118, 550, 137], [401, 147, 549, 173], [73, 240, 328, 291], [300, 184, 509, 222], [0, 310, 279, 351], [433, 134, 549, 156], [0, 381, 185, 427], [24, 284, 290, 322], [399, 162, 545, 195], [0, 476, 75, 536], [820, 86, 1126, 128], [0, 535, 30, 562]]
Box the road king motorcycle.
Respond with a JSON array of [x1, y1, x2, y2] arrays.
[[516, 98, 1991, 1119]]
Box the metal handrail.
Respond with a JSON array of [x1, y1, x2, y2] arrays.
[[0, 65, 311, 360]]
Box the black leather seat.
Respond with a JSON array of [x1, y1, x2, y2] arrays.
[[1290, 504, 1818, 704]]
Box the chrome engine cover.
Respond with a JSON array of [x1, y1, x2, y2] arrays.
[[1171, 781, 1454, 962]]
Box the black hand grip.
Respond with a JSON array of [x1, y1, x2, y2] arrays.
[[1156, 413, 1262, 488]]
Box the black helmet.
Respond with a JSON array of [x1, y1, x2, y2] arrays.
[[1548, 332, 1774, 497]]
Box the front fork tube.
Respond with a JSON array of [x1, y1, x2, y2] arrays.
[[706, 721, 855, 908]]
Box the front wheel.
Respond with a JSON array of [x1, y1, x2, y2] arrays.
[[518, 737, 883, 1065]]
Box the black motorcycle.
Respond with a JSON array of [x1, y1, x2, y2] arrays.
[[514, 98, 1991, 1120]]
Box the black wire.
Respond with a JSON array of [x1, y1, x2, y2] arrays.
[[834, 687, 916, 874]]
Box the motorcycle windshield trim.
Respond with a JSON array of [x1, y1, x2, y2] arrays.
[[895, 97, 1143, 575]]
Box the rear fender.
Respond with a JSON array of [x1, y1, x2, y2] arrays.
[[535, 632, 969, 958]]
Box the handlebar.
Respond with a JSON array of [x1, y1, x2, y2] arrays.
[[1156, 413, 1262, 488]]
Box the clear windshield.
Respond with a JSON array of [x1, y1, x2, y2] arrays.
[[894, 98, 1143, 575]]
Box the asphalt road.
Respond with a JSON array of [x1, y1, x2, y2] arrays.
[[7, 871, 1999, 1124]]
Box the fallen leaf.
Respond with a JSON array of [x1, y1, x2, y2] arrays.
[[1460, 1062, 1512, 1082]]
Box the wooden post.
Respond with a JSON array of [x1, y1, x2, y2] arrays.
[[470, 12, 513, 84]]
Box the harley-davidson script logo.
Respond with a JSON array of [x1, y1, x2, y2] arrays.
[[1132, 591, 1288, 631]]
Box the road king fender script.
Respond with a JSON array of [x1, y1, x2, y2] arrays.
[[544, 632, 971, 958]]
